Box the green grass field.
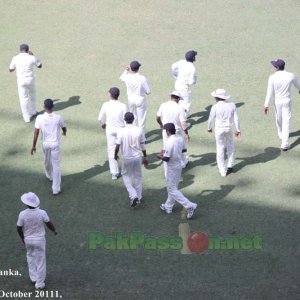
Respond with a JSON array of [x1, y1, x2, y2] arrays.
[[1, 1, 300, 299]]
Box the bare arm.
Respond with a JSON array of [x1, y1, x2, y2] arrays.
[[31, 128, 40, 155], [114, 144, 120, 160], [17, 226, 25, 244], [45, 221, 57, 235], [156, 116, 163, 128], [62, 127, 67, 136]]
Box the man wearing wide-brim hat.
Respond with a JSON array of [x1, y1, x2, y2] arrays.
[[17, 192, 57, 289], [264, 59, 300, 151], [208, 89, 241, 176]]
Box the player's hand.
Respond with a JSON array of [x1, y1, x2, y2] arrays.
[[125, 65, 130, 71], [208, 129, 213, 133], [101, 124, 106, 129], [28, 51, 33, 55], [31, 147, 36, 155], [159, 124, 163, 129], [62, 132, 66, 136], [114, 155, 119, 161], [235, 131, 241, 138], [264, 107, 269, 114], [143, 157, 148, 167]]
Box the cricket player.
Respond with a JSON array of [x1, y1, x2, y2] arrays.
[[98, 87, 127, 180], [120, 60, 151, 138], [31, 99, 66, 195], [9, 44, 42, 123], [208, 89, 241, 177], [156, 91, 189, 169], [171, 50, 197, 115], [17, 192, 57, 290], [264, 59, 300, 151], [158, 123, 197, 219], [114, 112, 148, 208]]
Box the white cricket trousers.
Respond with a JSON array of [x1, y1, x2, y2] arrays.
[[25, 238, 46, 289], [106, 129, 119, 176], [274, 98, 291, 148], [121, 156, 142, 200], [128, 96, 147, 139], [164, 165, 196, 211], [42, 142, 61, 193], [175, 82, 191, 114], [215, 128, 234, 175], [17, 78, 37, 122]]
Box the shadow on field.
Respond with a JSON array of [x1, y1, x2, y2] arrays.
[[290, 130, 300, 149], [187, 153, 216, 169], [146, 128, 162, 144], [146, 152, 163, 170], [37, 96, 81, 115], [231, 147, 280, 174], [188, 102, 245, 127], [197, 184, 235, 203]]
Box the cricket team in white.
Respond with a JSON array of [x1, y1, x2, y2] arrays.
[[9, 44, 300, 290]]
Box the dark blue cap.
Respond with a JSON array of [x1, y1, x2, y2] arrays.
[[130, 61, 141, 71], [124, 112, 134, 122], [185, 50, 197, 62], [20, 44, 29, 52], [163, 123, 176, 132], [109, 87, 120, 99], [271, 59, 285, 70], [44, 99, 54, 108]]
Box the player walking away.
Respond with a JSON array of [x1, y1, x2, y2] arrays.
[[9, 44, 42, 123], [31, 99, 67, 195], [114, 112, 148, 208], [98, 87, 127, 180], [208, 89, 241, 177], [264, 59, 300, 151], [17, 192, 57, 290], [119, 60, 151, 139], [171, 50, 197, 116], [156, 91, 190, 172], [158, 123, 197, 219]]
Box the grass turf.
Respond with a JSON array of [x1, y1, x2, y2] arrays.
[[0, 1, 300, 299]]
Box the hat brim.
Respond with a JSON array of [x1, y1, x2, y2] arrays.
[[168, 93, 182, 100], [21, 194, 40, 208], [211, 92, 230, 100], [271, 61, 278, 68]]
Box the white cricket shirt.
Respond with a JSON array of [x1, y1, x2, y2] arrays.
[[164, 133, 185, 168], [156, 100, 187, 130], [264, 70, 300, 106], [171, 60, 197, 86], [116, 124, 145, 159], [9, 53, 41, 80], [98, 100, 127, 129], [17, 208, 49, 240], [208, 101, 240, 131], [35, 112, 66, 143], [120, 70, 151, 100]]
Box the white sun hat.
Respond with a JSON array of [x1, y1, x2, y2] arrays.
[[20, 192, 40, 208], [168, 90, 182, 99], [211, 89, 231, 100]]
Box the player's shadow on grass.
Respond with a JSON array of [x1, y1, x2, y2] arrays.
[[230, 147, 280, 174], [146, 128, 162, 144], [146, 152, 163, 170], [63, 162, 108, 187], [179, 174, 194, 189], [185, 152, 216, 170], [290, 130, 300, 149], [188, 102, 244, 127], [37, 96, 81, 115], [197, 184, 235, 204]]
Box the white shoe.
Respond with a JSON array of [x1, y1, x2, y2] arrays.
[[112, 174, 119, 180], [160, 204, 172, 214], [187, 204, 197, 219], [220, 172, 226, 177], [281, 145, 291, 151]]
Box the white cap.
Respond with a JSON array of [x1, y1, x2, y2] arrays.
[[211, 89, 230, 100], [169, 90, 182, 99], [20, 192, 40, 208]]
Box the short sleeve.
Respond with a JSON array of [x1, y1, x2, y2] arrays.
[[157, 104, 163, 117], [9, 57, 16, 70], [34, 56, 42, 67], [164, 140, 173, 158], [41, 210, 50, 223], [35, 115, 42, 129], [17, 212, 24, 227], [59, 116, 66, 128]]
